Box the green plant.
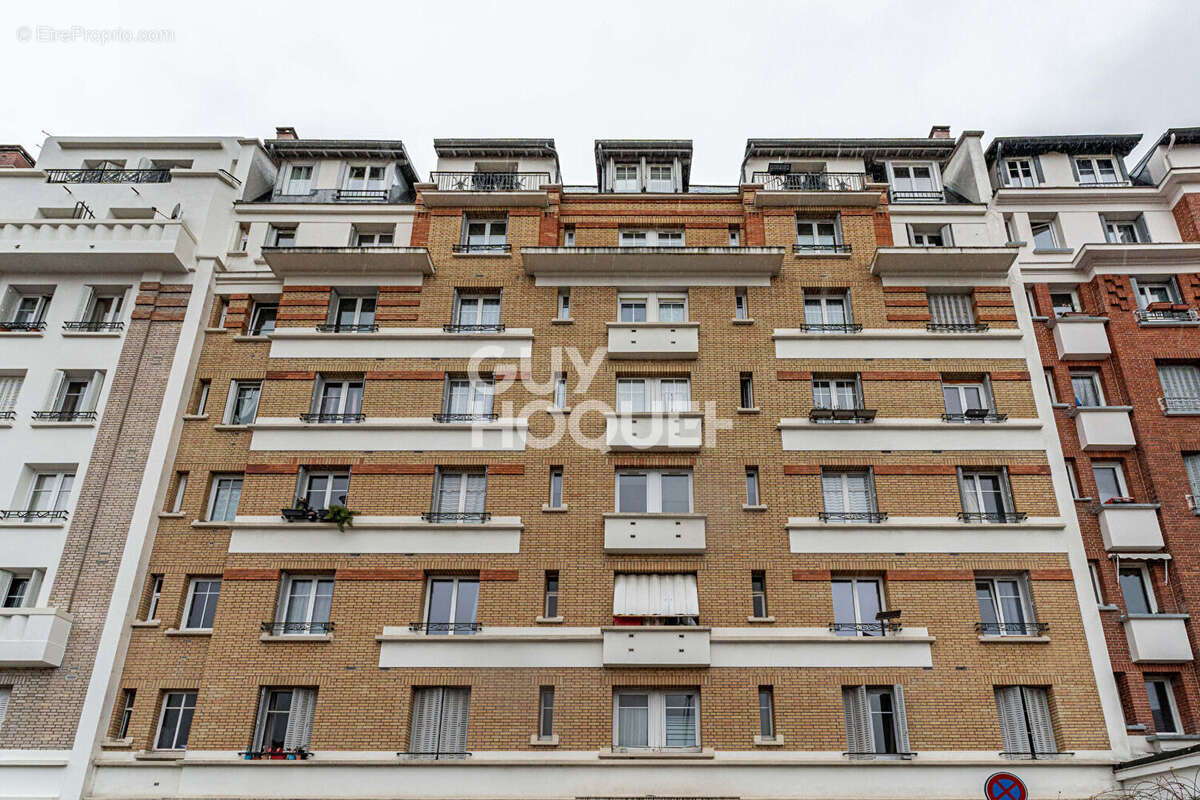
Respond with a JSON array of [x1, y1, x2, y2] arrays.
[[323, 504, 356, 532]]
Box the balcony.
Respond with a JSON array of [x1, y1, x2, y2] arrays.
[[1097, 503, 1163, 551], [750, 172, 878, 207], [1161, 395, 1200, 414], [888, 188, 945, 203], [958, 511, 1028, 524], [298, 413, 364, 424], [45, 168, 170, 184], [1136, 306, 1200, 326], [606, 322, 699, 359], [1123, 615, 1193, 663], [1071, 406, 1135, 450], [1049, 315, 1110, 360], [869, 246, 1018, 279], [603, 513, 707, 554], [605, 412, 703, 451], [249, 416, 527, 452], [32, 410, 98, 422], [423, 172, 552, 207], [602, 627, 711, 667], [808, 407, 876, 423], [0, 608, 73, 667], [0, 219, 197, 273], [225, 514, 523, 554], [521, 246, 785, 283], [260, 246, 434, 277], [63, 320, 124, 333]]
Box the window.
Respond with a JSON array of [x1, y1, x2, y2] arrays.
[[647, 164, 674, 193], [1030, 218, 1059, 250], [995, 686, 1057, 757], [1159, 364, 1200, 412], [928, 292, 975, 326], [0, 373, 22, 415], [538, 687, 555, 739], [751, 571, 768, 618], [616, 377, 690, 413], [843, 685, 910, 757], [345, 164, 386, 192], [410, 687, 470, 757], [443, 377, 495, 418], [562, 225, 575, 247], [249, 302, 277, 335], [613, 689, 699, 751], [0, 570, 43, 608], [206, 475, 242, 521], [796, 218, 841, 251], [0, 687, 9, 732], [155, 692, 196, 750], [617, 291, 687, 322], [739, 373, 754, 409], [734, 288, 749, 320], [1092, 461, 1129, 503], [1145, 678, 1181, 734], [1075, 157, 1120, 185], [976, 576, 1035, 636], [277, 574, 334, 635], [433, 470, 486, 519], [615, 470, 692, 513], [116, 689, 135, 739], [49, 371, 102, 417], [745, 467, 760, 506], [1043, 369, 1058, 403], [1102, 216, 1145, 244], [557, 289, 570, 320], [301, 470, 350, 511], [813, 376, 861, 410], [958, 469, 1014, 521], [832, 577, 884, 635], [462, 217, 507, 251], [269, 225, 296, 247], [909, 224, 952, 247], [224, 381, 260, 425], [452, 291, 501, 329], [234, 222, 250, 251], [728, 225, 740, 246], [943, 380, 991, 417], [1049, 290, 1079, 316], [283, 164, 313, 194], [548, 468, 564, 508], [1089, 562, 1105, 605], [758, 687, 775, 738], [1185, 453, 1200, 500], [26, 471, 74, 517], [613, 573, 699, 625], [822, 470, 877, 522], [194, 380, 210, 415], [1064, 460, 1082, 499], [1025, 288, 1038, 316], [803, 290, 851, 328], [544, 571, 559, 618], [1135, 278, 1180, 309], [1119, 565, 1155, 615], [183, 578, 221, 629], [145, 575, 163, 621], [889, 163, 937, 196], [255, 688, 317, 754], [6, 292, 52, 326], [82, 289, 126, 326], [614, 164, 639, 193], [1005, 159, 1037, 187], [327, 291, 376, 331], [309, 375, 364, 422], [553, 374, 567, 409], [620, 229, 684, 247]]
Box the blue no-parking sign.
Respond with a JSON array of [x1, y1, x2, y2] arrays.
[[985, 772, 1028, 800]]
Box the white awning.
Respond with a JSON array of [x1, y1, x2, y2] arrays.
[[1108, 552, 1172, 560], [613, 573, 698, 617]]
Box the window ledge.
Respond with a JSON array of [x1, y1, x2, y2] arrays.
[[1147, 733, 1200, 743], [452, 251, 512, 258], [743, 504, 768, 512], [600, 748, 714, 760], [792, 250, 853, 259], [546, 407, 572, 415], [30, 420, 97, 429], [1050, 403, 1070, 409], [100, 737, 133, 750], [135, 750, 185, 761], [0, 420, 12, 429], [550, 318, 575, 325], [1033, 248, 1074, 255], [182, 413, 209, 421], [1164, 410, 1200, 417], [1098, 604, 1120, 612], [535, 616, 564, 624], [1138, 320, 1200, 328], [747, 616, 776, 623], [212, 424, 251, 431], [233, 335, 270, 342], [164, 628, 212, 637], [130, 620, 160, 628], [1031, 315, 1050, 322], [529, 734, 559, 747], [732, 318, 755, 325], [0, 331, 44, 337], [978, 635, 1051, 643], [260, 633, 333, 643], [1126, 724, 1148, 732], [542, 504, 568, 513], [158, 511, 186, 519], [737, 407, 761, 414], [189, 520, 230, 529], [204, 327, 230, 334], [62, 330, 123, 338], [754, 735, 785, 746], [1073, 496, 1094, 503]]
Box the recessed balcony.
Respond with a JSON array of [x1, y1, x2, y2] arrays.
[[602, 627, 711, 667], [1097, 503, 1163, 551], [521, 247, 785, 283], [1071, 406, 1135, 450], [605, 412, 703, 451], [1123, 615, 1193, 663], [1049, 315, 1110, 360], [606, 322, 699, 359], [260, 246, 434, 277], [422, 172, 552, 207], [603, 513, 707, 554], [0, 219, 196, 273], [750, 171, 879, 207], [0, 608, 73, 667]]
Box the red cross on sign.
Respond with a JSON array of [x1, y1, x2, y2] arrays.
[[986, 772, 1028, 800]]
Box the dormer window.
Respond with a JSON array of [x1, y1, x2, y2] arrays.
[[1075, 157, 1120, 185], [1004, 159, 1037, 188], [283, 165, 313, 195], [345, 165, 385, 191], [620, 229, 683, 247], [888, 163, 940, 202], [614, 165, 639, 193], [647, 164, 673, 193]]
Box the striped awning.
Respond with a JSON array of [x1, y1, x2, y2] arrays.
[[613, 574, 699, 617], [1108, 552, 1172, 561]]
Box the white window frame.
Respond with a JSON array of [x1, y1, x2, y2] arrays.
[[283, 164, 314, 195], [813, 376, 861, 410], [354, 229, 395, 247], [276, 574, 335, 635], [557, 289, 571, 320], [908, 224, 951, 247], [553, 374, 567, 409], [617, 291, 688, 323], [154, 691, 197, 751], [1049, 289, 1080, 316], [759, 686, 775, 738], [887, 162, 941, 194], [344, 164, 387, 191], [612, 689, 700, 751], [1103, 218, 1141, 244], [26, 471, 74, 515], [462, 217, 508, 248], [452, 291, 502, 327], [1088, 562, 1105, 605], [312, 376, 364, 419], [1069, 372, 1105, 407], [615, 377, 691, 413], [423, 575, 479, 634], [803, 290, 852, 326], [146, 575, 163, 621], [1092, 461, 1129, 503], [1145, 677, 1183, 734], [195, 381, 211, 415], [206, 474, 243, 522], [269, 226, 296, 247], [942, 381, 991, 416], [751, 572, 768, 618], [9, 292, 52, 324], [1, 569, 43, 608], [249, 302, 277, 335], [1134, 278, 1180, 309], [182, 577, 221, 631], [1004, 159, 1037, 187], [443, 377, 495, 417], [224, 380, 261, 425], [619, 229, 684, 247], [548, 468, 564, 508], [1119, 564, 1157, 614], [327, 291, 377, 328], [734, 289, 749, 320], [975, 575, 1036, 636], [1029, 218, 1060, 250], [745, 467, 760, 506], [432, 470, 487, 516], [796, 217, 842, 250], [1075, 157, 1120, 185], [1044, 369, 1058, 403], [614, 470, 693, 514], [822, 470, 878, 518], [831, 576, 885, 633], [544, 572, 559, 618], [301, 470, 351, 511], [82, 289, 126, 325], [170, 474, 188, 513], [538, 687, 555, 739], [613, 164, 639, 193], [958, 469, 1015, 517], [1064, 461, 1082, 499], [646, 164, 674, 193]]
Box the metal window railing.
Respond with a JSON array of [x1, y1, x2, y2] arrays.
[[1136, 308, 1199, 323], [793, 243, 853, 254], [239, 748, 311, 760], [442, 323, 505, 333], [63, 320, 125, 332], [975, 621, 1049, 636], [753, 172, 867, 192], [430, 171, 550, 192], [1160, 396, 1200, 413], [315, 323, 379, 333], [809, 407, 877, 423], [451, 243, 512, 254], [0, 410, 15, 421], [0, 509, 69, 520], [334, 189, 390, 202], [888, 189, 944, 203], [408, 622, 482, 634], [844, 751, 916, 760], [432, 413, 499, 423], [33, 410, 97, 422], [299, 413, 365, 423], [926, 322, 990, 333], [819, 511, 888, 523], [400, 750, 472, 760], [421, 511, 491, 523], [46, 168, 171, 184], [942, 411, 1008, 423], [260, 621, 335, 635], [0, 321, 47, 331], [1000, 750, 1074, 760], [797, 323, 863, 333], [958, 511, 1027, 523]]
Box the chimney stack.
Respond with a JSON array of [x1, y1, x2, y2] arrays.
[[274, 126, 299, 141], [928, 125, 951, 140]]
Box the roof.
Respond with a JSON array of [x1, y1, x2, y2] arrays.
[[432, 138, 558, 160], [0, 144, 34, 167], [593, 139, 694, 189], [984, 133, 1142, 164], [1148, 126, 1200, 148], [1115, 740, 1200, 771], [744, 137, 957, 163], [264, 138, 419, 185]]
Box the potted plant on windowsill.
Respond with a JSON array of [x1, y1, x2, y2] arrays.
[[280, 497, 320, 522], [322, 503, 356, 532], [1103, 496, 1137, 504]]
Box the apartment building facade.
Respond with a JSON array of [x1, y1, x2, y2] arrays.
[[987, 129, 1200, 783], [0, 135, 271, 800], [78, 129, 1132, 800]]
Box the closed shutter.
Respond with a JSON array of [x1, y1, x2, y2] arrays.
[[83, 371, 106, 412], [436, 474, 461, 514], [0, 571, 12, 604], [1159, 365, 1200, 410], [1184, 454, 1200, 496], [1135, 215, 1152, 244], [252, 688, 270, 750], [823, 472, 846, 514], [847, 473, 872, 514], [437, 688, 470, 755], [464, 474, 486, 514], [23, 569, 43, 608], [994, 686, 1031, 756], [929, 293, 974, 325], [410, 688, 442, 755], [892, 685, 911, 754], [283, 688, 316, 750], [939, 225, 954, 246], [0, 687, 9, 731], [0, 375, 22, 412], [472, 382, 494, 416], [1021, 687, 1057, 755], [842, 686, 873, 757]]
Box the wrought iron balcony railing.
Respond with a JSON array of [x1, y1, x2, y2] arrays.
[[819, 511, 888, 523], [0, 410, 15, 421], [430, 171, 550, 192], [432, 413, 499, 423], [408, 622, 482, 634], [334, 189, 390, 202], [442, 323, 505, 333], [63, 320, 125, 332], [421, 511, 491, 523], [1135, 308, 1199, 323], [888, 189, 945, 203], [794, 243, 853, 254], [299, 413, 365, 423], [46, 168, 171, 184], [797, 323, 863, 333], [975, 621, 1049, 636], [1161, 395, 1200, 413], [400, 750, 472, 760], [315, 323, 379, 333], [809, 407, 877, 423], [0, 320, 47, 331], [942, 411, 1008, 423], [958, 511, 1028, 523], [926, 322, 990, 333], [845, 751, 916, 760], [261, 621, 335, 635], [1000, 750, 1074, 760], [829, 621, 902, 635], [239, 748, 311, 760], [0, 509, 69, 520], [753, 172, 867, 192], [33, 410, 97, 422], [452, 243, 512, 254]]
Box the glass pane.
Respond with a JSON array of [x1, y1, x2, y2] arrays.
[[1146, 681, 1177, 733], [943, 386, 963, 415], [427, 580, 454, 630], [285, 580, 312, 624], [617, 695, 649, 747], [664, 694, 697, 747], [1094, 468, 1122, 502], [658, 302, 685, 322], [832, 580, 856, 634], [454, 580, 479, 627], [660, 474, 690, 513], [976, 581, 999, 626], [857, 581, 882, 635], [997, 580, 1026, 624], [620, 302, 646, 323], [618, 474, 647, 513], [311, 580, 334, 624], [870, 691, 897, 753], [824, 298, 847, 324], [1119, 569, 1151, 615]]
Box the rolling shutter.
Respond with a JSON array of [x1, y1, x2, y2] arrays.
[[929, 293, 974, 325], [842, 686, 873, 757], [283, 688, 316, 750], [892, 685, 911, 754], [995, 686, 1031, 756], [410, 688, 443, 756], [0, 375, 22, 412], [1022, 687, 1057, 755], [437, 688, 470, 755], [0, 687, 10, 731], [612, 574, 699, 617]]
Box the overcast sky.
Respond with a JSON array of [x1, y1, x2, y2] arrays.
[[3, 0, 1198, 183]]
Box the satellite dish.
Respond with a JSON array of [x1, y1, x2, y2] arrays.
[[170, 203, 181, 219]]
